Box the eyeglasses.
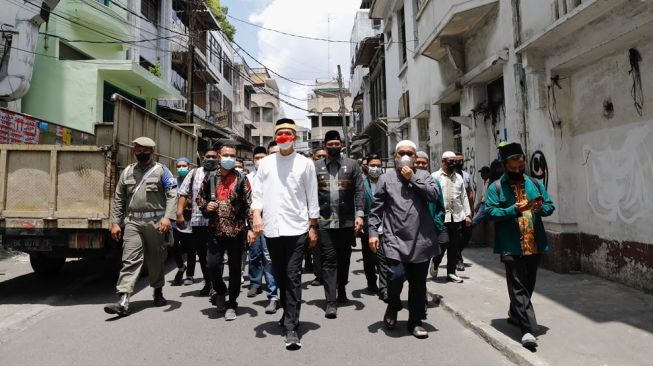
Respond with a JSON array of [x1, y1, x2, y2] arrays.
[[397, 151, 414, 157]]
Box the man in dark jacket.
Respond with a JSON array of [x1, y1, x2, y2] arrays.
[[485, 142, 555, 350], [369, 140, 440, 339], [314, 130, 365, 319]]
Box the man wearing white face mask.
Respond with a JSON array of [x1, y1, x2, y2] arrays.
[[362, 154, 387, 300], [368, 140, 441, 338], [198, 143, 252, 321], [430, 151, 472, 284]]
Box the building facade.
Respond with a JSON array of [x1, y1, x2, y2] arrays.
[[308, 81, 352, 151], [250, 67, 281, 147], [365, 0, 653, 291]]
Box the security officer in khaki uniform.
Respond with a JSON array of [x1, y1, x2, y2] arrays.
[[104, 137, 178, 316]]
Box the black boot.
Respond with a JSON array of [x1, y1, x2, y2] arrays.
[[153, 287, 167, 307], [104, 293, 131, 316]]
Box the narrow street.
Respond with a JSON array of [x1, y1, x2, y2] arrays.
[[0, 248, 512, 365]]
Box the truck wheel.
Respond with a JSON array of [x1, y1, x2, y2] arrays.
[[29, 253, 66, 275]]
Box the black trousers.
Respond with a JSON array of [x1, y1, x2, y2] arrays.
[[361, 232, 378, 288], [187, 226, 210, 280], [309, 245, 322, 279], [207, 232, 245, 309], [376, 235, 389, 299], [459, 224, 472, 264], [503, 254, 540, 334], [432, 222, 463, 275], [172, 229, 187, 269], [386, 259, 430, 329], [319, 228, 354, 305], [267, 233, 307, 331]]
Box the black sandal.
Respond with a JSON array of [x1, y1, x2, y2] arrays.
[[384, 308, 398, 329]]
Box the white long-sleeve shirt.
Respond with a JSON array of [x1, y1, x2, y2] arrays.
[[251, 151, 320, 238], [432, 169, 472, 223]]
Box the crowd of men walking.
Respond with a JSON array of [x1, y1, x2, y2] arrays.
[[104, 118, 555, 351]]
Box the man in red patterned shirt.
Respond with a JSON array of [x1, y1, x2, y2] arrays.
[[199, 142, 252, 321]]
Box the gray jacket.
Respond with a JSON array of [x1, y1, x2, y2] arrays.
[[369, 168, 440, 263]]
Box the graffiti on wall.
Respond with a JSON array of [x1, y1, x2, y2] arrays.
[[582, 124, 653, 224], [530, 151, 549, 189], [463, 146, 477, 191]]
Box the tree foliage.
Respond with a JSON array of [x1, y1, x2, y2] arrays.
[[206, 0, 236, 41]]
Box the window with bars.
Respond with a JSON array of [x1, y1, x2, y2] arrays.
[[141, 0, 159, 24], [223, 58, 233, 85], [209, 36, 222, 72], [209, 84, 222, 115], [223, 97, 233, 127], [398, 7, 407, 65]]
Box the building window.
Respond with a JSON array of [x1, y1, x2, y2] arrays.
[[223, 58, 233, 85], [209, 84, 222, 115], [209, 36, 221, 72], [262, 107, 274, 122], [103, 82, 145, 122], [370, 58, 386, 120], [171, 70, 186, 95], [398, 7, 407, 65], [141, 0, 159, 25], [252, 107, 262, 122], [59, 42, 92, 60], [452, 121, 462, 154], [223, 97, 233, 127], [372, 19, 382, 31]]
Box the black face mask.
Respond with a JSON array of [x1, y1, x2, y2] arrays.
[[135, 153, 151, 163], [447, 162, 457, 171], [327, 147, 341, 157], [203, 159, 219, 171], [507, 170, 525, 181]]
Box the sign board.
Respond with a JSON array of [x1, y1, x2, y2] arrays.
[[0, 109, 40, 144]]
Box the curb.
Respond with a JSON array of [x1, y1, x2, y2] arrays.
[[439, 298, 550, 366]]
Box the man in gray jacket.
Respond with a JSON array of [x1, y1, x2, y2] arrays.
[[369, 140, 441, 339]]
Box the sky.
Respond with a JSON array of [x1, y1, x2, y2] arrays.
[[222, 0, 362, 127]]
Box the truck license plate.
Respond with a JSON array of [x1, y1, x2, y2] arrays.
[[7, 238, 52, 252]]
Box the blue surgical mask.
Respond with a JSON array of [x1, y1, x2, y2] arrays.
[[220, 156, 236, 170]]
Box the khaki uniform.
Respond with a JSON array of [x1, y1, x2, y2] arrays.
[[111, 162, 178, 294]]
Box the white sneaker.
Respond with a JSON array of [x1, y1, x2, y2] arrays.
[[447, 274, 464, 283]]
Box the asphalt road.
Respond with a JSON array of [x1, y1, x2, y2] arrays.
[[0, 247, 513, 366]]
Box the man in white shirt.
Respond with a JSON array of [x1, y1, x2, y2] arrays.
[[431, 151, 472, 283], [455, 153, 475, 271], [251, 119, 319, 350], [175, 150, 219, 296]]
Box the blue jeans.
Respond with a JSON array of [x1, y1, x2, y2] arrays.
[[248, 236, 279, 300], [472, 202, 487, 226]]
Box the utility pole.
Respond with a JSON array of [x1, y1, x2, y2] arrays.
[[185, 1, 194, 124], [336, 65, 349, 155]]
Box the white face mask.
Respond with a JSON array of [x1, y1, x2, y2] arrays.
[[278, 141, 293, 150], [368, 166, 382, 178], [254, 160, 261, 169], [397, 155, 414, 168]]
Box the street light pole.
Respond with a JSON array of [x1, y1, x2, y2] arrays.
[[336, 65, 349, 156]]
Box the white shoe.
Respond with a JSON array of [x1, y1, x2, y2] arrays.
[[447, 274, 463, 283]]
